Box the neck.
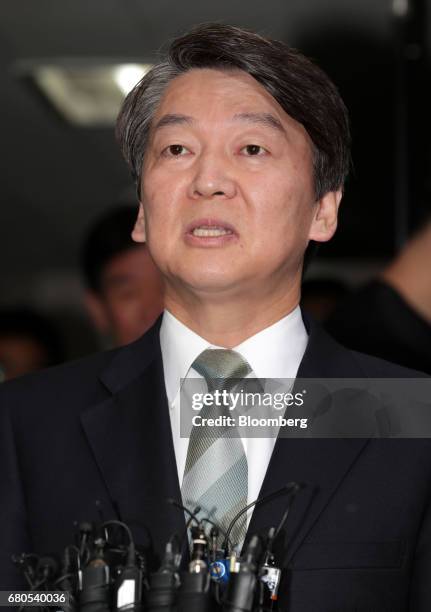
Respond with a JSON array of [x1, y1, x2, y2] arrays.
[[164, 279, 301, 348]]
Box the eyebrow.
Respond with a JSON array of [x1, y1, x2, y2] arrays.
[[153, 111, 286, 134], [232, 112, 286, 135], [153, 113, 195, 131]]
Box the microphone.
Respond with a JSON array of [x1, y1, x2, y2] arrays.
[[78, 521, 94, 559], [114, 563, 143, 612], [105, 520, 143, 612], [13, 482, 306, 612], [145, 539, 180, 612], [208, 525, 219, 563], [272, 482, 301, 543], [222, 535, 262, 612], [188, 524, 208, 573], [79, 532, 110, 612], [167, 498, 202, 556], [12, 553, 39, 588], [54, 547, 80, 612], [177, 524, 212, 612], [25, 555, 61, 591], [257, 482, 302, 608], [37, 555, 59, 582]]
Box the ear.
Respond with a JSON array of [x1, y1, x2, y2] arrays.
[[84, 291, 110, 334], [132, 202, 146, 243], [308, 190, 343, 243]]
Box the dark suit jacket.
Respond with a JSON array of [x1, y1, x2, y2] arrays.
[[326, 279, 431, 374], [1, 316, 431, 611]]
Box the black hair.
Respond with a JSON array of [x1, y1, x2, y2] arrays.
[[81, 205, 140, 293], [0, 308, 63, 367]]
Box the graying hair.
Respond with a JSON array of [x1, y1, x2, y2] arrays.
[[116, 23, 351, 200], [116, 62, 181, 198]]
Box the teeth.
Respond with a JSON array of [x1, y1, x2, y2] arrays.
[[192, 226, 233, 237]]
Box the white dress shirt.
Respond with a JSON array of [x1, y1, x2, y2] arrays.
[[159, 306, 308, 511]]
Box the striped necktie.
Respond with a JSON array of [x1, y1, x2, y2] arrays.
[[181, 348, 251, 548]]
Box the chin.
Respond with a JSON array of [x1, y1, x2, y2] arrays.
[[182, 271, 241, 294]]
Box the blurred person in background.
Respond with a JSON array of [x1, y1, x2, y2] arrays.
[[0, 308, 63, 382], [81, 205, 164, 347], [326, 218, 431, 373], [301, 277, 349, 321]]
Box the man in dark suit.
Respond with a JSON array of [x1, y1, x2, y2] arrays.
[[1, 23, 431, 611]]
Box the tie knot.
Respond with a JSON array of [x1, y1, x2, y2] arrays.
[[192, 349, 251, 392]]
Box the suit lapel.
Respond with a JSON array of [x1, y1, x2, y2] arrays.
[[247, 318, 369, 566], [80, 318, 185, 566], [79, 314, 370, 570]]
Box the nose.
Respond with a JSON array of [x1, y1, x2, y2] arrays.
[[188, 150, 237, 200]]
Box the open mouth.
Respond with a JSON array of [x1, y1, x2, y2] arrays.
[[191, 226, 233, 237], [186, 218, 237, 238]]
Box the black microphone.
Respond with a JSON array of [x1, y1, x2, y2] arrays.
[[257, 482, 303, 608], [145, 540, 179, 612], [55, 546, 80, 612], [167, 498, 203, 561], [25, 555, 60, 592], [177, 524, 212, 612], [208, 525, 219, 563], [114, 563, 143, 612], [78, 521, 94, 560], [79, 533, 110, 612], [259, 481, 302, 568], [104, 520, 143, 612], [222, 535, 262, 612], [37, 555, 59, 582], [176, 572, 213, 612], [12, 553, 39, 588]]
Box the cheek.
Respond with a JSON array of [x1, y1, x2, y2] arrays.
[[251, 178, 311, 228], [142, 176, 181, 232], [246, 181, 314, 259], [107, 297, 131, 320]]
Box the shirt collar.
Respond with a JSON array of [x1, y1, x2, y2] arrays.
[[160, 309, 210, 405], [159, 306, 308, 406], [234, 305, 308, 379]]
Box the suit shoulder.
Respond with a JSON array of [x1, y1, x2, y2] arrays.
[[0, 348, 119, 416], [0, 320, 160, 422], [301, 315, 428, 378], [347, 347, 429, 378]]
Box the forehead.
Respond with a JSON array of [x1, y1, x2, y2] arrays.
[[151, 68, 310, 142]]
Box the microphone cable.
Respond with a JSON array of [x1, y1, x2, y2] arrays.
[[222, 483, 301, 555]]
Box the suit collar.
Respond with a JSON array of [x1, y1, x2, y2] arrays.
[[298, 311, 367, 378], [82, 315, 184, 567], [98, 314, 163, 394]]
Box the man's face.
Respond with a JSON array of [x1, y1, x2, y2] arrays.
[[88, 246, 164, 346], [0, 336, 49, 381], [136, 69, 339, 300]]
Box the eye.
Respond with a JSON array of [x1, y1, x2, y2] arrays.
[[241, 144, 267, 156], [163, 144, 189, 157]]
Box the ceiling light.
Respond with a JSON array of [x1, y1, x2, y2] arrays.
[[18, 61, 152, 127]]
